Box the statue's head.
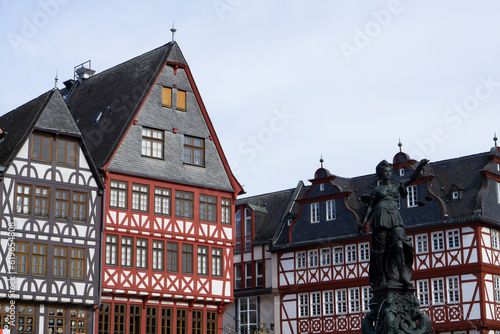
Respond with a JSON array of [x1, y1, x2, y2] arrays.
[[376, 160, 392, 179]]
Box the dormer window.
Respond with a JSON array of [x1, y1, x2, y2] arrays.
[[407, 185, 418, 208], [452, 191, 459, 200], [32, 133, 52, 161], [326, 200, 336, 221], [320, 183, 324, 191], [399, 169, 405, 176], [310, 202, 320, 223]]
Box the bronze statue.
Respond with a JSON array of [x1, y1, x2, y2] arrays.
[[359, 159, 429, 288]]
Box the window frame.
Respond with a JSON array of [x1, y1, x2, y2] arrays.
[[105, 234, 118, 266], [154, 187, 171, 216], [346, 244, 357, 263], [53, 245, 68, 277], [70, 247, 85, 279], [197, 245, 209, 276], [167, 241, 179, 273], [162, 86, 172, 107], [447, 229, 460, 249], [175, 190, 194, 219], [431, 278, 445, 304], [212, 247, 223, 277], [16, 184, 31, 215], [132, 183, 149, 212], [221, 197, 231, 224], [56, 137, 77, 165], [142, 127, 164, 159], [416, 234, 429, 254], [110, 180, 128, 209], [296, 251, 306, 269], [326, 199, 336, 221], [298, 293, 309, 318], [407, 185, 418, 208], [432, 231, 444, 252], [336, 289, 347, 314], [417, 280, 430, 306], [34, 186, 50, 217], [310, 202, 320, 223], [121, 236, 133, 268], [447, 276, 460, 304], [32, 243, 47, 276], [55, 189, 70, 219], [136, 238, 148, 270], [152, 240, 165, 271], [183, 135, 205, 166], [359, 243, 370, 262], [320, 248, 331, 267], [333, 246, 344, 265], [323, 290, 335, 316], [72, 191, 87, 222], [200, 194, 217, 222], [32, 133, 52, 162], [182, 243, 193, 274], [310, 291, 321, 317]]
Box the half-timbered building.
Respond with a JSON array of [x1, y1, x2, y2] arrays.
[[66, 41, 243, 334], [231, 149, 500, 334], [0, 89, 104, 333]]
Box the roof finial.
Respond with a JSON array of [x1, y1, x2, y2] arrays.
[[320, 155, 324, 168], [398, 138, 403, 152], [54, 70, 58, 89], [494, 132, 498, 147], [170, 23, 177, 43]]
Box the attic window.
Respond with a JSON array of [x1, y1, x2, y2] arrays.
[[177, 90, 186, 110], [452, 191, 459, 200], [162, 87, 172, 107], [287, 219, 292, 226], [400, 169, 405, 176], [320, 183, 324, 191]]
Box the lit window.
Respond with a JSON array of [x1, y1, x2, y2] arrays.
[[72, 192, 87, 222], [333, 246, 344, 265], [323, 291, 334, 316], [142, 127, 164, 159], [298, 293, 309, 317], [407, 185, 418, 208], [308, 249, 318, 268], [132, 183, 149, 212], [321, 248, 331, 266], [154, 187, 171, 215], [105, 234, 118, 266], [110, 180, 127, 209], [417, 280, 429, 305], [310, 292, 321, 317], [336, 289, 347, 314], [349, 288, 360, 313], [359, 243, 370, 262], [447, 229, 460, 249], [416, 234, 428, 254], [152, 240, 164, 271], [432, 232, 444, 251], [212, 248, 223, 277], [197, 246, 209, 275], [162, 87, 172, 107], [56, 138, 76, 165], [311, 202, 320, 223], [175, 190, 194, 219], [136, 238, 148, 269], [34, 186, 50, 217], [200, 194, 217, 222], [32, 244, 47, 275], [432, 278, 444, 304], [183, 136, 205, 166], [32, 133, 52, 161], [447, 276, 460, 303], [326, 200, 336, 221], [70, 248, 85, 279], [346, 244, 356, 263], [16, 184, 31, 215], [221, 198, 231, 224], [296, 251, 306, 269]]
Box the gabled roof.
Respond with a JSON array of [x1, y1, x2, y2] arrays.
[[0, 89, 80, 168]]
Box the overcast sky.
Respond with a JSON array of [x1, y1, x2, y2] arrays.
[[2, 1, 500, 197]]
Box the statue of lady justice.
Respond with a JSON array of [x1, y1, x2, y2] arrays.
[[359, 159, 429, 288]]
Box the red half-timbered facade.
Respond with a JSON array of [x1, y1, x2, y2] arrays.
[[66, 42, 242, 334]]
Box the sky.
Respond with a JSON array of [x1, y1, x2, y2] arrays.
[[1, 0, 500, 197]]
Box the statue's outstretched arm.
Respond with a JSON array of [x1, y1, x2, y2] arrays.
[[403, 159, 429, 187]]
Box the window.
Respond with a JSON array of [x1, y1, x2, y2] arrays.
[[320, 183, 324, 191], [146, 306, 158, 334], [192, 310, 202, 334], [34, 186, 50, 217], [235, 209, 242, 254], [106, 234, 118, 266], [47, 307, 65, 334], [110, 180, 127, 209], [14, 305, 35, 333], [162, 87, 172, 107], [57, 138, 76, 165], [310, 202, 320, 223], [362, 286, 372, 312], [121, 237, 133, 268], [53, 246, 67, 277], [494, 276, 500, 303], [114, 304, 126, 334], [346, 244, 356, 263], [244, 208, 253, 252], [175, 190, 194, 218], [130, 305, 141, 334], [359, 243, 370, 262], [136, 238, 148, 269], [182, 244, 193, 274], [256, 261, 263, 287], [167, 242, 178, 273], [221, 198, 231, 224], [16, 184, 31, 215], [452, 191, 459, 199], [15, 241, 29, 274], [98, 303, 111, 334], [308, 249, 318, 268], [336, 289, 347, 314], [432, 278, 444, 304], [132, 183, 149, 212], [349, 288, 360, 313], [238, 297, 258, 334], [235, 264, 242, 290], [323, 291, 335, 315], [334, 246, 344, 264], [321, 248, 331, 266], [207, 311, 218, 334], [326, 200, 336, 221], [72, 192, 87, 221], [183, 136, 205, 166], [154, 187, 171, 215], [161, 307, 173, 334], [416, 234, 428, 254], [152, 240, 164, 271], [447, 276, 460, 303], [245, 262, 252, 288], [296, 251, 306, 269], [212, 248, 223, 277], [69, 309, 86, 334], [447, 229, 460, 249], [298, 293, 309, 317], [197, 246, 209, 275], [400, 169, 405, 176], [32, 133, 51, 161], [417, 280, 429, 305], [432, 232, 444, 251], [407, 185, 418, 208], [200, 194, 217, 222], [492, 230, 499, 250], [142, 128, 164, 159], [177, 90, 187, 110], [55, 189, 70, 219], [32, 244, 47, 275], [310, 292, 321, 317], [70, 248, 85, 279]]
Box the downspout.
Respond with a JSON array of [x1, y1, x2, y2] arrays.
[[96, 175, 106, 331]]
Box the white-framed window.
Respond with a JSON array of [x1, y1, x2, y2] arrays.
[[432, 232, 444, 251], [296, 251, 306, 269], [417, 280, 430, 306], [245, 262, 252, 288], [141, 127, 164, 159], [359, 243, 370, 262], [238, 297, 258, 334], [235, 264, 242, 290], [298, 293, 309, 317], [321, 248, 331, 267], [447, 229, 460, 249], [326, 200, 336, 221], [432, 278, 445, 304], [497, 182, 500, 204], [494, 276, 500, 303], [348, 288, 360, 313], [336, 289, 347, 314], [320, 183, 325, 191], [323, 290, 335, 316], [311, 202, 320, 223], [492, 229, 499, 250], [416, 234, 428, 254], [399, 169, 405, 176], [310, 292, 321, 317], [333, 247, 344, 265], [407, 185, 418, 208], [105, 234, 118, 266], [447, 276, 460, 303], [362, 286, 372, 312], [308, 249, 318, 268], [452, 191, 459, 199], [346, 244, 356, 263]]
